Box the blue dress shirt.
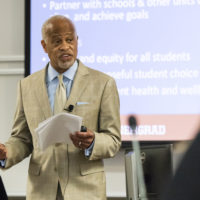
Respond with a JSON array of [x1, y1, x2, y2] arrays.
[[0, 160, 5, 167], [46, 61, 78, 111]]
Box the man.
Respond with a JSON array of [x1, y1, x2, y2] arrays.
[[0, 15, 121, 200]]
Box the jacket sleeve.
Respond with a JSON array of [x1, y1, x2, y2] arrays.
[[4, 80, 33, 169]]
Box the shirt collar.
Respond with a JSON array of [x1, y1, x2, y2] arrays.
[[47, 60, 78, 83]]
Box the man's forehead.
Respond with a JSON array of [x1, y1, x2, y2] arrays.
[[50, 32, 75, 38]]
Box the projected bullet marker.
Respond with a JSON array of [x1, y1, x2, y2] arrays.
[[42, 4, 47, 8], [42, 57, 46, 62]]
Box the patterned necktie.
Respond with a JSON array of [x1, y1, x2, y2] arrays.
[[54, 74, 67, 114]]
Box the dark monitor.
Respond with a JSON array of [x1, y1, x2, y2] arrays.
[[125, 144, 173, 200], [0, 176, 8, 200]]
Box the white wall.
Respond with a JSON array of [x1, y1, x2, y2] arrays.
[[0, 0, 27, 196]]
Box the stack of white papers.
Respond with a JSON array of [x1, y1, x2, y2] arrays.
[[35, 113, 82, 151]]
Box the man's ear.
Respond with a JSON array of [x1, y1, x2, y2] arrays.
[[41, 40, 47, 53]]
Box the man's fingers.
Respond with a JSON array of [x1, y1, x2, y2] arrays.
[[70, 133, 93, 149], [74, 130, 94, 139], [0, 144, 7, 159]]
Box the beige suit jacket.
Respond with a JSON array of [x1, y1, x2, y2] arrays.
[[4, 60, 121, 200]]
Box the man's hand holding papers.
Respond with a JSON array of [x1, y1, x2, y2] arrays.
[[35, 113, 82, 151]]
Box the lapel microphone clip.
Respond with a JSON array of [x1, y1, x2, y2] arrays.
[[64, 104, 74, 112]]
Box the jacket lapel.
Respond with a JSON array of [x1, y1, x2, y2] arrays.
[[34, 65, 52, 119], [65, 60, 89, 108]]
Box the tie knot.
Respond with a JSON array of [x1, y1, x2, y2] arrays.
[[58, 74, 63, 84]]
